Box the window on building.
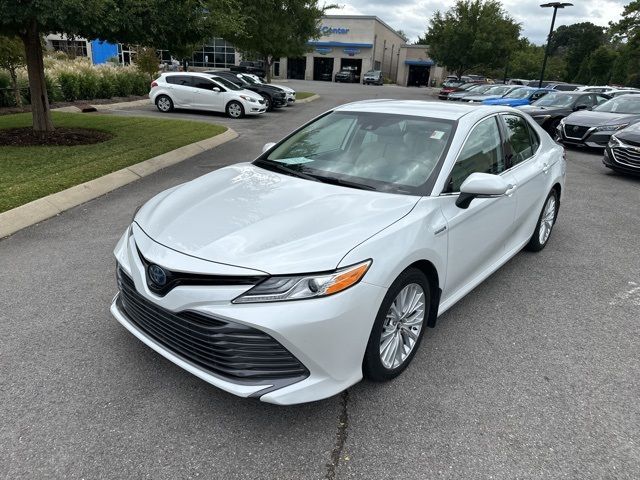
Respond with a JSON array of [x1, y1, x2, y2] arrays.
[[189, 38, 236, 68], [50, 40, 88, 58]]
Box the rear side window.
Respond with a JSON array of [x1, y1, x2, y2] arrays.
[[447, 117, 504, 192], [166, 75, 192, 86], [501, 114, 536, 166]]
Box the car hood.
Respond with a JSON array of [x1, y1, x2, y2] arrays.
[[562, 110, 640, 127], [483, 98, 528, 106], [239, 89, 263, 101], [518, 105, 569, 116], [270, 84, 294, 93], [616, 123, 640, 143], [465, 94, 501, 101], [135, 163, 419, 274]]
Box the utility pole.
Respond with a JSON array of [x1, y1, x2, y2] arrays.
[[538, 2, 573, 88]]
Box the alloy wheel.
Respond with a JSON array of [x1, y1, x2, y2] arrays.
[[538, 195, 556, 245], [379, 283, 426, 369], [157, 97, 171, 112], [228, 103, 242, 118]]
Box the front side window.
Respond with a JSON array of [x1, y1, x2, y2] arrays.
[[209, 76, 241, 91], [447, 117, 504, 192], [257, 111, 455, 194], [193, 78, 216, 90], [502, 115, 535, 166]]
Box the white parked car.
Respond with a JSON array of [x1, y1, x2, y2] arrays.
[[111, 101, 566, 405], [149, 72, 266, 118], [239, 73, 296, 105]]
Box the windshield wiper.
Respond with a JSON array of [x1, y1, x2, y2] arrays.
[[311, 175, 377, 191], [256, 160, 322, 183]]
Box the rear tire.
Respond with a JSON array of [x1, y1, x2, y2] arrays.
[[525, 190, 559, 252], [363, 268, 430, 382], [155, 95, 173, 113], [226, 101, 244, 118]]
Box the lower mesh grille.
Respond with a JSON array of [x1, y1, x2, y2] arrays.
[[116, 267, 308, 381]]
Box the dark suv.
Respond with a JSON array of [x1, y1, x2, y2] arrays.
[[204, 71, 287, 111]]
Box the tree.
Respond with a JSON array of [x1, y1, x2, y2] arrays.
[[225, 0, 333, 82], [0, 35, 25, 107], [136, 47, 160, 81], [508, 38, 566, 80], [0, 0, 242, 135], [549, 22, 606, 82], [610, 1, 640, 85], [422, 0, 521, 78]]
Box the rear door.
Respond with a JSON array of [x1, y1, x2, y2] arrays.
[[165, 75, 196, 107], [499, 113, 550, 249]]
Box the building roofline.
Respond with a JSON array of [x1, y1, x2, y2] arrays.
[[322, 15, 407, 42]]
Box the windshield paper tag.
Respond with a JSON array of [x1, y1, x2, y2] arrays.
[[278, 157, 314, 165], [431, 131, 445, 140]]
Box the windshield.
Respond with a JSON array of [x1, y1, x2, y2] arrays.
[[504, 88, 532, 99], [484, 85, 512, 96], [531, 92, 575, 107], [256, 111, 455, 194], [594, 95, 640, 114], [241, 74, 260, 85], [209, 76, 242, 91]]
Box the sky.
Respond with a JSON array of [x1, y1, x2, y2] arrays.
[[326, 1, 630, 44]]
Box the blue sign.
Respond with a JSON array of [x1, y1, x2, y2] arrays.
[[321, 26, 350, 35], [315, 47, 333, 55], [343, 48, 360, 56]]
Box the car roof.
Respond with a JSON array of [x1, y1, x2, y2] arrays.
[[161, 72, 213, 79], [335, 100, 510, 120]]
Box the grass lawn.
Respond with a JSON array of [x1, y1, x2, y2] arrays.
[[0, 112, 226, 213], [296, 92, 315, 100]]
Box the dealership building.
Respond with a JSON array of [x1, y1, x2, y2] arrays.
[[45, 15, 444, 87], [272, 15, 443, 86]]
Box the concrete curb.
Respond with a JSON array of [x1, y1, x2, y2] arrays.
[[0, 128, 238, 239], [296, 94, 320, 104]]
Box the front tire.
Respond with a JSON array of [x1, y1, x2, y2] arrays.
[[525, 190, 558, 252], [226, 101, 244, 118], [363, 268, 430, 381], [155, 95, 173, 113], [261, 95, 273, 111]]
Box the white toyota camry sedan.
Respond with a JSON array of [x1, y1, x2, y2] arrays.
[[111, 101, 566, 405]]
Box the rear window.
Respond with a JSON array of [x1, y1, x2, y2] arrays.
[[165, 75, 192, 86]]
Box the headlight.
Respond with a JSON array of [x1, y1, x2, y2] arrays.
[[239, 95, 257, 103], [131, 204, 143, 223], [559, 118, 566, 126], [595, 123, 629, 132], [233, 260, 372, 303], [608, 135, 622, 147]]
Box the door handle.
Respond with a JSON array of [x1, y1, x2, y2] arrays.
[[542, 163, 550, 173], [505, 184, 517, 196]]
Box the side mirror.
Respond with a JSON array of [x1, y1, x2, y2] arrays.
[[262, 142, 276, 153], [574, 104, 588, 111], [456, 172, 511, 209], [212, 87, 221, 92]]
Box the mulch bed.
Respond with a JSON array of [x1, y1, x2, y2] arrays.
[[0, 95, 147, 116], [0, 127, 113, 146]]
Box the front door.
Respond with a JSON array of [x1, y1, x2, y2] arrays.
[[438, 116, 517, 299], [191, 77, 225, 112]]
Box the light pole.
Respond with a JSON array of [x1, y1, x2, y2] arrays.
[[538, 2, 572, 88]]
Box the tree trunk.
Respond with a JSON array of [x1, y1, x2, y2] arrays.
[[9, 68, 22, 107], [265, 55, 272, 83], [21, 20, 53, 135]]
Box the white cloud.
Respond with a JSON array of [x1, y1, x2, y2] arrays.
[[326, 0, 629, 44]]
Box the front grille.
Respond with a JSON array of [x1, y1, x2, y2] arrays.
[[612, 147, 640, 168], [116, 267, 309, 381], [564, 124, 590, 139]]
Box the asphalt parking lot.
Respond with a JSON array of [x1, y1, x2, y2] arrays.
[[1, 80, 639, 479]]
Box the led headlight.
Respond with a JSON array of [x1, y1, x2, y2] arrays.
[[595, 123, 629, 132], [608, 135, 622, 147], [240, 95, 257, 103], [233, 260, 372, 303]]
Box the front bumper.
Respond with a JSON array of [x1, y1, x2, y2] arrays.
[[603, 146, 640, 174], [273, 96, 288, 107], [557, 123, 615, 148], [111, 226, 387, 405]]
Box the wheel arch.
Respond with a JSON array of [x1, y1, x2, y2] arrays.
[[405, 259, 441, 328]]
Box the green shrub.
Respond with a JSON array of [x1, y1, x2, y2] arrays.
[[96, 70, 115, 99], [131, 72, 149, 96], [77, 70, 99, 100], [45, 73, 62, 102], [113, 71, 134, 96], [58, 71, 80, 101]]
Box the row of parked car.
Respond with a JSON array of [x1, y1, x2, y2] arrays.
[[149, 71, 297, 118], [439, 81, 640, 175]]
